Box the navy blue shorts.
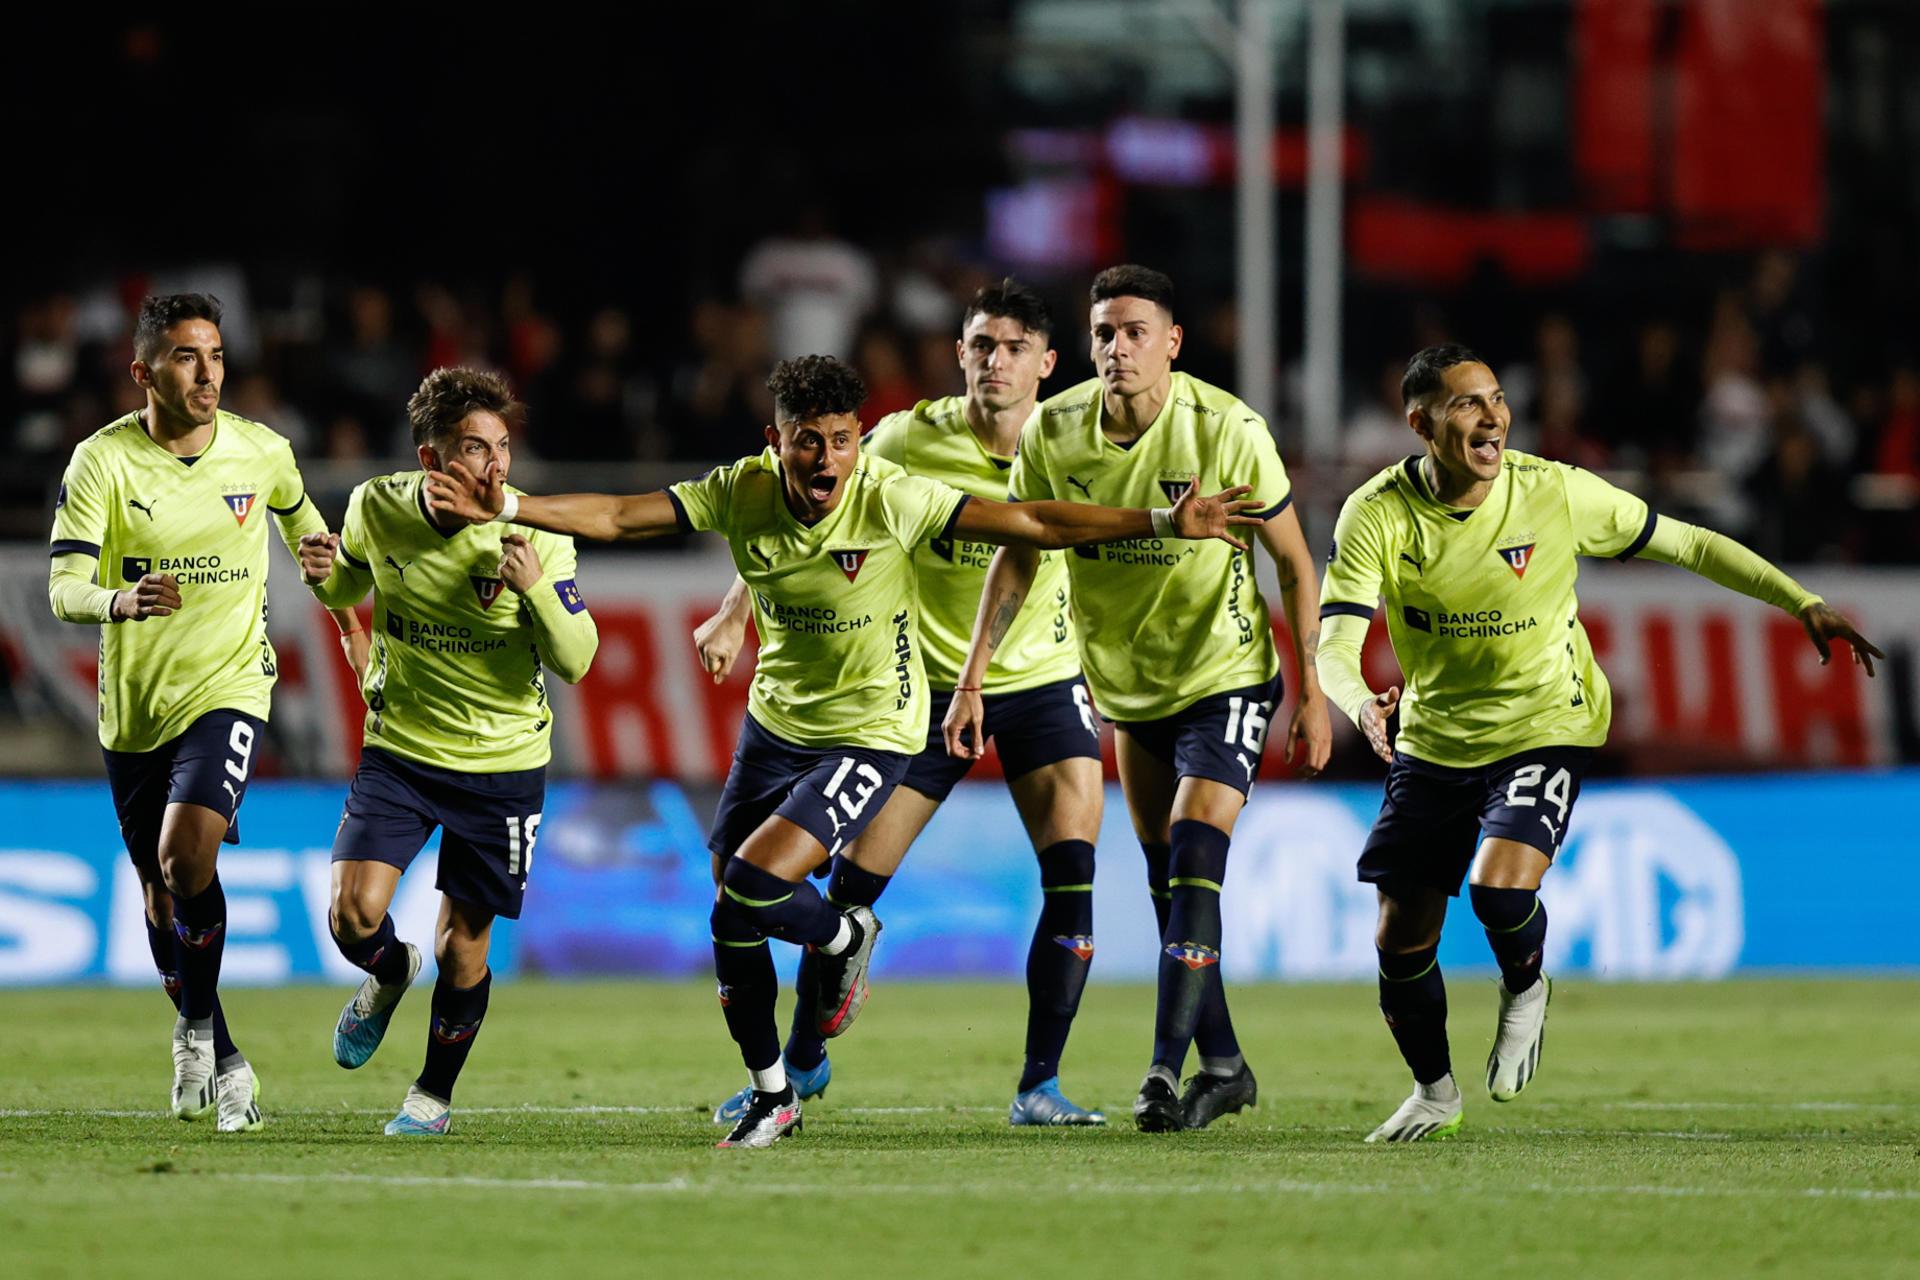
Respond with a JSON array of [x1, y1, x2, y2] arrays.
[[332, 747, 546, 920], [1358, 745, 1594, 897], [903, 675, 1103, 802], [1112, 674, 1285, 796], [103, 709, 264, 868], [708, 715, 911, 861]]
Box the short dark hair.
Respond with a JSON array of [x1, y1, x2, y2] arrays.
[[134, 293, 222, 363], [963, 277, 1052, 342], [1401, 344, 1487, 407], [407, 366, 519, 448], [1090, 264, 1176, 317], [767, 355, 866, 424]]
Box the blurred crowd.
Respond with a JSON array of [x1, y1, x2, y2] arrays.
[[7, 241, 1917, 563]]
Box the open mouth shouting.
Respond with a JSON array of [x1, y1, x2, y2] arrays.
[[1468, 430, 1504, 468], [804, 470, 839, 506]]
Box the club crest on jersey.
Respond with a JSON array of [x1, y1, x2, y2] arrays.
[[470, 575, 505, 609], [1164, 941, 1220, 971], [1053, 935, 1096, 962], [1158, 475, 1197, 503], [829, 548, 871, 582], [1496, 542, 1536, 578], [223, 493, 256, 524]]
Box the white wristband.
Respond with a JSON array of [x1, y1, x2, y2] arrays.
[[1149, 506, 1175, 538], [492, 491, 520, 524]]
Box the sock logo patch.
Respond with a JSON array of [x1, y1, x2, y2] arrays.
[[173, 920, 225, 950], [1053, 934, 1096, 962], [159, 970, 181, 997], [430, 1016, 481, 1045], [1165, 941, 1220, 970], [716, 982, 733, 1008]]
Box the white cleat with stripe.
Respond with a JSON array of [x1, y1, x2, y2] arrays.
[[1366, 1074, 1464, 1144], [1487, 974, 1552, 1102]]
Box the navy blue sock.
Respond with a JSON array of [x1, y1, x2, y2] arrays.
[[787, 857, 891, 1071], [1142, 841, 1173, 937], [171, 875, 227, 1022], [331, 912, 412, 985], [720, 859, 845, 949], [1151, 820, 1231, 1074], [712, 891, 782, 1072], [1145, 835, 1240, 1067], [1378, 944, 1451, 1085], [146, 917, 239, 1064], [417, 969, 490, 1102], [1470, 885, 1547, 995], [1020, 840, 1096, 1093]]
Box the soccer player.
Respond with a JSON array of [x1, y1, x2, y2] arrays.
[[697, 280, 1111, 1127], [301, 367, 598, 1136], [1315, 344, 1882, 1143], [47, 293, 366, 1130], [426, 354, 1263, 1148], [946, 265, 1333, 1133]]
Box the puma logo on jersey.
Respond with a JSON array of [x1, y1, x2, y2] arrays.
[[1066, 475, 1094, 498], [128, 498, 158, 521], [1399, 552, 1425, 573], [384, 555, 412, 581], [1236, 751, 1256, 782], [749, 544, 772, 568]]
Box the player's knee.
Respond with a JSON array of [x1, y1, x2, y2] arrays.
[[141, 882, 173, 931], [156, 846, 212, 898], [1168, 818, 1230, 885], [1468, 883, 1538, 932], [329, 885, 385, 940], [1036, 839, 1095, 891]]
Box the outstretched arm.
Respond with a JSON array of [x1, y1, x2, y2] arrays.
[[951, 481, 1262, 551], [1257, 507, 1331, 777], [426, 461, 684, 543], [941, 544, 1043, 760], [1639, 517, 1882, 675]]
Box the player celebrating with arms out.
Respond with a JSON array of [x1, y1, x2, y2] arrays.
[[1316, 345, 1881, 1143], [47, 293, 366, 1130], [427, 354, 1264, 1148], [947, 265, 1332, 1133], [301, 368, 598, 1136], [698, 280, 1111, 1127]]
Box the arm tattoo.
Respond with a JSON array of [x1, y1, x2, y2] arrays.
[[986, 592, 1023, 649], [1302, 628, 1319, 659]]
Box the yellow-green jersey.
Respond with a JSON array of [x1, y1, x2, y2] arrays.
[[1012, 372, 1291, 721], [1318, 451, 1661, 767], [669, 448, 970, 754], [310, 472, 598, 773], [48, 410, 327, 752], [864, 397, 1078, 693]]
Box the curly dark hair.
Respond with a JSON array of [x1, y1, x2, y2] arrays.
[[767, 355, 867, 425], [1090, 264, 1176, 317], [963, 277, 1052, 342], [407, 366, 520, 448], [1401, 344, 1487, 407], [133, 293, 223, 364]]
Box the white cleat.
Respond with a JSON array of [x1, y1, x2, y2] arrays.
[[1486, 974, 1551, 1102], [171, 1025, 217, 1121], [1365, 1073, 1464, 1144], [384, 1084, 452, 1136], [215, 1063, 264, 1132]]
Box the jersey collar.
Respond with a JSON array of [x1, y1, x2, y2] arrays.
[[1404, 454, 1492, 522], [415, 475, 463, 539], [135, 409, 221, 467], [1095, 373, 1180, 455]]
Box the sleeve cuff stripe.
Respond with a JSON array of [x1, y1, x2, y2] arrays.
[[1319, 602, 1376, 620], [937, 494, 971, 542], [267, 494, 307, 516], [1617, 510, 1658, 561], [341, 545, 370, 570], [49, 540, 101, 559], [665, 488, 693, 534], [1255, 492, 1293, 520]]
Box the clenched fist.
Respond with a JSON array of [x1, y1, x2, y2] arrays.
[[298, 532, 340, 586], [113, 573, 181, 621], [499, 533, 542, 593]]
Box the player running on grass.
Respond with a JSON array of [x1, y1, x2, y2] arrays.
[[947, 265, 1332, 1133], [302, 367, 598, 1136], [47, 293, 367, 1130], [697, 280, 1112, 1128], [1315, 344, 1882, 1143], [427, 354, 1263, 1149]]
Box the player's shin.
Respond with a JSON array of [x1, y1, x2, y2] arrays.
[[416, 969, 491, 1103], [332, 911, 415, 985], [719, 859, 847, 949], [786, 857, 891, 1071], [1378, 943, 1451, 1084], [1151, 821, 1230, 1073], [147, 917, 243, 1070], [1022, 840, 1096, 1092], [712, 895, 784, 1082], [170, 874, 228, 1024], [1469, 885, 1547, 995]]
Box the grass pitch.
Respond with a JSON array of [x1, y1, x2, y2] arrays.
[[3, 979, 1916, 1279]]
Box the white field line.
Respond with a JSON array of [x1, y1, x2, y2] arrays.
[[200, 1170, 1920, 1204]]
